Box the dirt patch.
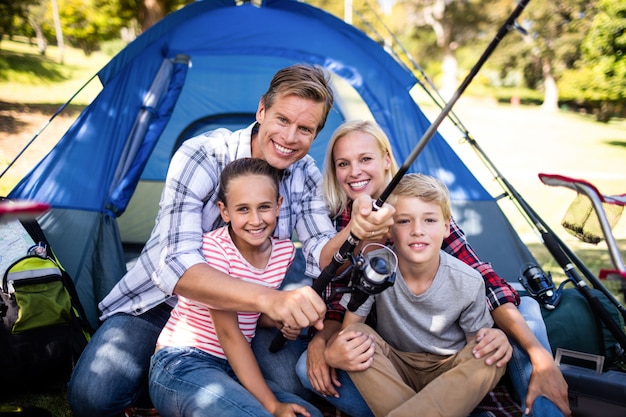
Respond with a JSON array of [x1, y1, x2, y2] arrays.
[[0, 101, 85, 193]]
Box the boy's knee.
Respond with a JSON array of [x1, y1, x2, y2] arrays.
[[343, 322, 373, 335]]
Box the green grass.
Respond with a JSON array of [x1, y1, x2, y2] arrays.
[[0, 36, 112, 105]]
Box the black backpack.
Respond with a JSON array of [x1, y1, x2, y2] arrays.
[[0, 218, 93, 388]]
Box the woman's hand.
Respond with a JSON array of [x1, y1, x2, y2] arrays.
[[349, 195, 395, 241]]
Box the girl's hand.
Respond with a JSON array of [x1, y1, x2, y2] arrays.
[[271, 401, 310, 417]]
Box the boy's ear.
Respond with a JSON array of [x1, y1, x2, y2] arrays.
[[443, 218, 451, 239], [218, 201, 230, 223]]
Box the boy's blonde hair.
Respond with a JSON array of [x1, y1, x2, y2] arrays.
[[389, 173, 451, 220]]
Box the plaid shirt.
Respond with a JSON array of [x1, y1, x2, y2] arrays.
[[99, 123, 336, 320], [323, 205, 519, 322]]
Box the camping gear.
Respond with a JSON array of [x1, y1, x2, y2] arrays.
[[537, 174, 626, 417], [0, 217, 92, 388], [270, 0, 531, 352]]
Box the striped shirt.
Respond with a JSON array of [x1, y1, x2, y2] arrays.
[[99, 123, 336, 319], [156, 226, 295, 359]]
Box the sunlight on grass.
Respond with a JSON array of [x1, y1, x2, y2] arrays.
[[0, 37, 111, 105]]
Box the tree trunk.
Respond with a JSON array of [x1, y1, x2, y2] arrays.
[[28, 18, 47, 55], [50, 0, 64, 64], [440, 48, 458, 100], [140, 0, 166, 32], [541, 59, 559, 112]]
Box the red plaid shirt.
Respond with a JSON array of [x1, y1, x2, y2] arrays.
[[319, 205, 520, 322]]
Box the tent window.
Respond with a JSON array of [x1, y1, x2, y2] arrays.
[[171, 113, 256, 158]]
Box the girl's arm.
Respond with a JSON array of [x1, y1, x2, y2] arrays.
[[211, 309, 310, 417]]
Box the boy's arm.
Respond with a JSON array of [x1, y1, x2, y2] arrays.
[[211, 309, 309, 416]]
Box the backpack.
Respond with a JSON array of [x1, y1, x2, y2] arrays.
[[0, 217, 93, 388]]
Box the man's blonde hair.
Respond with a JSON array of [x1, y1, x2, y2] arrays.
[[389, 173, 451, 220]]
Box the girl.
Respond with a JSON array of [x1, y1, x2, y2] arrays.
[[149, 158, 321, 417]]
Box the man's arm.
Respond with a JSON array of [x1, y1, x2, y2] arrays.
[[175, 263, 325, 330], [490, 303, 571, 417]]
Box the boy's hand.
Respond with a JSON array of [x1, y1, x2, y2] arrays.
[[472, 327, 512, 367]]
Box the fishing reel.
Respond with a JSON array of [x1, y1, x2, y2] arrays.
[[339, 243, 397, 312], [518, 264, 561, 310]]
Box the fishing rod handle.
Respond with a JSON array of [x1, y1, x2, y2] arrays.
[[269, 233, 360, 353]]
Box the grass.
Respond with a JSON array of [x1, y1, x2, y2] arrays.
[[1, 36, 626, 416], [0, 36, 110, 105]]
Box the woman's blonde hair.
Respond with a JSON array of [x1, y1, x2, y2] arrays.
[[323, 120, 398, 217]]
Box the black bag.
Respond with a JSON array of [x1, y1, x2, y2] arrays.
[[0, 218, 92, 388]]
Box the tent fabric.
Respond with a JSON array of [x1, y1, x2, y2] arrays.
[[9, 0, 534, 328]]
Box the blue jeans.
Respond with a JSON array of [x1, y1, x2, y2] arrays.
[[67, 303, 172, 417], [150, 346, 322, 417], [252, 326, 314, 402], [296, 351, 373, 417], [509, 296, 564, 417]]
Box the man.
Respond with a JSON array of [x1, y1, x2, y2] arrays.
[[67, 64, 394, 417]]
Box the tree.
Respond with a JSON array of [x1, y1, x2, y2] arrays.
[[495, 1, 595, 111], [117, 0, 192, 32], [560, 0, 625, 121], [0, 0, 38, 43]]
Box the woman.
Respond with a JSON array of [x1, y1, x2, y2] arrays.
[[297, 120, 570, 417]]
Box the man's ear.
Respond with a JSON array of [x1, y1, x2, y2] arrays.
[[218, 201, 230, 223], [256, 98, 266, 124]]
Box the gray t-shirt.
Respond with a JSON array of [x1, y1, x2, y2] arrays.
[[342, 249, 493, 356]]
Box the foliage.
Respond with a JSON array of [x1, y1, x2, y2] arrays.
[[559, 0, 626, 121], [0, 0, 38, 41]]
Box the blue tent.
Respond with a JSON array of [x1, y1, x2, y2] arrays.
[[9, 0, 534, 328]]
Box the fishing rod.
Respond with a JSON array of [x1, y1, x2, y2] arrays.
[[269, 0, 532, 353], [464, 134, 626, 324], [361, 0, 626, 324], [496, 169, 626, 349]]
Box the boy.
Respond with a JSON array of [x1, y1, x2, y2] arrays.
[[338, 173, 507, 417]]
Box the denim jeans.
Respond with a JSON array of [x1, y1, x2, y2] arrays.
[[150, 346, 322, 417], [296, 351, 374, 417], [67, 303, 172, 417], [252, 326, 314, 401], [509, 296, 564, 417]]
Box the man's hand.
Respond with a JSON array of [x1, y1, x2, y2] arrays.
[[525, 348, 572, 416], [350, 195, 395, 241], [472, 327, 512, 367], [263, 286, 326, 331]]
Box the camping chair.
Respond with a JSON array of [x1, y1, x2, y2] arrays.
[[539, 173, 626, 293]]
